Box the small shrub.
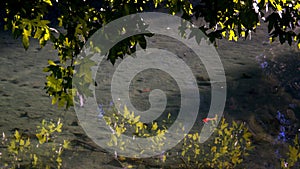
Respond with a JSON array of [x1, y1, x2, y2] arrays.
[[280, 135, 300, 169], [0, 118, 70, 169], [180, 118, 254, 169], [101, 103, 254, 168], [102, 103, 171, 155]]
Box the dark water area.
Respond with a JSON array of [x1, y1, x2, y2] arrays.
[[0, 19, 300, 169]]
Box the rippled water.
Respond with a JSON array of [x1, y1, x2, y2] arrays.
[[0, 20, 299, 168]]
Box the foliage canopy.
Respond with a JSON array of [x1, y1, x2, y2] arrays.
[[1, 0, 299, 108]]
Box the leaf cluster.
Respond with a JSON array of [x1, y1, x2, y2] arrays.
[[0, 118, 70, 169], [103, 103, 172, 154], [180, 118, 254, 169], [193, 0, 300, 47], [281, 135, 300, 169], [101, 104, 254, 169], [2, 0, 300, 109]]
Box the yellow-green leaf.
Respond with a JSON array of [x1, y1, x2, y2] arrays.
[[56, 156, 62, 164], [19, 139, 25, 146], [32, 154, 38, 166], [229, 30, 238, 41], [62, 140, 70, 149], [56, 122, 63, 133], [152, 122, 158, 131], [48, 60, 57, 66], [43, 0, 53, 6], [123, 105, 129, 118], [22, 33, 30, 50], [14, 130, 21, 140], [25, 138, 30, 147], [168, 113, 171, 119], [36, 133, 46, 144], [116, 126, 124, 137], [133, 115, 140, 124]]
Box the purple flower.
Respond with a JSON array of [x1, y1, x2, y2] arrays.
[[260, 61, 268, 69], [109, 101, 114, 107], [277, 130, 287, 142], [288, 103, 297, 109], [276, 111, 288, 142], [98, 113, 104, 119], [276, 111, 290, 125], [98, 104, 105, 119]]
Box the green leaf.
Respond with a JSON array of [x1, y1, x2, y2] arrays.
[[43, 0, 53, 6], [34, 28, 43, 39], [137, 35, 147, 49], [58, 17, 63, 27], [19, 139, 25, 146], [243, 132, 252, 140], [288, 145, 299, 162], [46, 75, 63, 92], [25, 138, 30, 147], [14, 130, 21, 141], [36, 133, 46, 144], [63, 140, 70, 149], [22, 29, 31, 50], [58, 96, 66, 107], [48, 60, 57, 66]]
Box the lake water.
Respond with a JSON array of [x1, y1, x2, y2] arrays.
[[0, 20, 299, 169]]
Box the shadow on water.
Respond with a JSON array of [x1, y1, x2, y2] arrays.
[[220, 41, 300, 168]]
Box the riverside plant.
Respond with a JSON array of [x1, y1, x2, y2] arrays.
[[0, 118, 70, 169], [275, 110, 300, 168], [280, 135, 300, 169], [100, 102, 255, 169], [100, 102, 172, 161], [179, 118, 254, 169]]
